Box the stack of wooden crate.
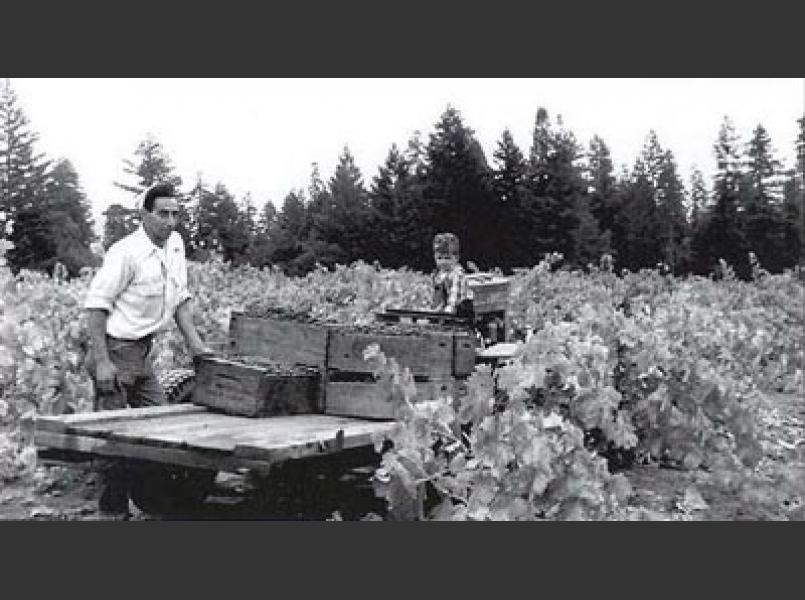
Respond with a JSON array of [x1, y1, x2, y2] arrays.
[[192, 312, 477, 420]]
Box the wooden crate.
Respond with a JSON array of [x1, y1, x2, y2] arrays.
[[222, 314, 479, 420], [324, 328, 474, 418], [325, 377, 468, 420], [192, 356, 320, 418], [467, 276, 510, 315], [228, 313, 328, 367], [327, 329, 476, 378]]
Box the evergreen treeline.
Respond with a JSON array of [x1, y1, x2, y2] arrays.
[[1, 79, 802, 279]]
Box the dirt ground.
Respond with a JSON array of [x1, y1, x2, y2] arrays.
[[1, 393, 802, 521]]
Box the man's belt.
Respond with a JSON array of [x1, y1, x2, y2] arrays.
[[106, 333, 155, 349]]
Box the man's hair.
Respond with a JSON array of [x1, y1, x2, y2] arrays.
[[142, 183, 178, 212]]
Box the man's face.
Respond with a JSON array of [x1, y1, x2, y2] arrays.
[[435, 252, 457, 272], [142, 196, 180, 246]]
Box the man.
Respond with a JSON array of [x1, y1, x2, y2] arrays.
[[84, 183, 213, 518]]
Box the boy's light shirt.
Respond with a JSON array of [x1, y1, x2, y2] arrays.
[[433, 262, 472, 312]]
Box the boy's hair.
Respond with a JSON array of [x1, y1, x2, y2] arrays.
[[433, 232, 459, 256], [142, 183, 178, 212]]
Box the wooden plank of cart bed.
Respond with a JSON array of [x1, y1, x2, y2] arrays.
[[96, 414, 287, 451], [72, 410, 249, 440], [99, 414, 380, 455], [135, 414, 378, 452], [36, 404, 206, 434], [34, 429, 267, 473], [233, 417, 396, 462], [99, 412, 355, 443]]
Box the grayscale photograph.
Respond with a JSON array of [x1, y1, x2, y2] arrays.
[[0, 78, 802, 521]]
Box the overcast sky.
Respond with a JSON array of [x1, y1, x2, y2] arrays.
[[10, 78, 804, 230]]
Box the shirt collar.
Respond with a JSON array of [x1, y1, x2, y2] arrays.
[[131, 225, 164, 260]]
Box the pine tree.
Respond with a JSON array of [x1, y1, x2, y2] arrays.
[[47, 159, 95, 245], [744, 124, 784, 208], [615, 166, 659, 271], [572, 196, 611, 267], [317, 146, 372, 266], [306, 162, 329, 225], [368, 143, 403, 265], [781, 116, 804, 267], [491, 128, 528, 269], [655, 149, 689, 272], [0, 79, 50, 218], [236, 192, 259, 263], [741, 124, 787, 271], [110, 135, 186, 246], [239, 193, 258, 235], [268, 189, 315, 275], [191, 182, 246, 264], [0, 79, 54, 273], [244, 198, 278, 268], [42, 159, 97, 273], [613, 131, 677, 271], [692, 117, 748, 277], [688, 167, 708, 231], [586, 135, 618, 238], [185, 173, 209, 258], [114, 134, 183, 194], [423, 106, 498, 269], [368, 143, 429, 269], [259, 199, 277, 233], [524, 109, 600, 266]]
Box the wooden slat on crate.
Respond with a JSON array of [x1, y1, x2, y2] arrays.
[[375, 308, 471, 326], [324, 379, 458, 419], [453, 333, 478, 377], [192, 357, 320, 417], [229, 313, 328, 366], [328, 330, 459, 377]]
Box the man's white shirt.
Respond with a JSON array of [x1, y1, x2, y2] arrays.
[[84, 227, 192, 339]]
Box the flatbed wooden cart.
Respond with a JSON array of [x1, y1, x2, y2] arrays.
[[35, 403, 398, 516], [34, 276, 516, 517]]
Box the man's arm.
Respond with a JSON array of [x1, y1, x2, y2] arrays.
[[86, 308, 118, 395], [84, 243, 131, 396], [174, 299, 213, 359]]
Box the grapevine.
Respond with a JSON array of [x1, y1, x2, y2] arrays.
[[0, 244, 802, 517]]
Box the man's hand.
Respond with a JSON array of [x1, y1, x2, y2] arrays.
[[95, 357, 120, 395], [189, 341, 215, 358], [189, 342, 216, 367]]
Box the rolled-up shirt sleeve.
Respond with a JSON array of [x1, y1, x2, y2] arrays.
[[84, 245, 131, 312]]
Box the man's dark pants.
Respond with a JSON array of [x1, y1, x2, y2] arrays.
[[91, 335, 165, 514]]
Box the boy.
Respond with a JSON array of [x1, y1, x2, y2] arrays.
[[431, 232, 474, 321]]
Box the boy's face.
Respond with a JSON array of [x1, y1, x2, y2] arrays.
[[434, 252, 457, 272]]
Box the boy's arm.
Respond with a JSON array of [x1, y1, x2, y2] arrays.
[[431, 272, 445, 311], [445, 266, 467, 313]]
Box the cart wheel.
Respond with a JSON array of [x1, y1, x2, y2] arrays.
[[160, 368, 196, 404], [129, 461, 216, 517]]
